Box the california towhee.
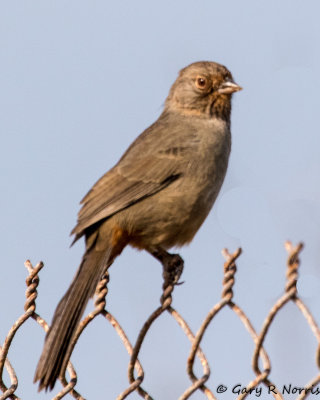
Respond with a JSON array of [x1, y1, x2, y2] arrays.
[[34, 61, 241, 390]]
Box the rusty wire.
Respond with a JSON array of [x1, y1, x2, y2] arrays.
[[0, 241, 319, 399]]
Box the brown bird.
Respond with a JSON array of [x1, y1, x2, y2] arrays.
[[34, 61, 241, 390]]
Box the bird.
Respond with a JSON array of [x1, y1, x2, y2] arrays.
[[34, 61, 241, 391]]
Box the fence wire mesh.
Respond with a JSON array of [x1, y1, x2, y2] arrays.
[[0, 241, 319, 400]]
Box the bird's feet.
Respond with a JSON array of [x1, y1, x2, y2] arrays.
[[149, 247, 184, 287]]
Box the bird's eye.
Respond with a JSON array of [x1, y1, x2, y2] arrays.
[[195, 76, 207, 89]]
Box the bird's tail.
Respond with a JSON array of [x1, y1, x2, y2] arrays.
[[34, 245, 111, 391]]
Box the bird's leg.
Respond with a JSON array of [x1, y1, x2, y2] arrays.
[[148, 246, 184, 287]]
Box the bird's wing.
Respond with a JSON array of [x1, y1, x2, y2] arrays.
[[71, 117, 197, 239]]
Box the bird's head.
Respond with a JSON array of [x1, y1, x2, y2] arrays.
[[165, 61, 242, 121]]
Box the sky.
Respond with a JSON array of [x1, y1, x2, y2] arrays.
[[1, 1, 320, 399]]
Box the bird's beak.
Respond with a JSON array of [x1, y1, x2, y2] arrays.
[[218, 81, 242, 94]]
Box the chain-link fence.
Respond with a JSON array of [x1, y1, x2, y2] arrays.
[[0, 241, 319, 400]]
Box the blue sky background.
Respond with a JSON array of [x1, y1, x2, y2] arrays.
[[1, 1, 320, 399]]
